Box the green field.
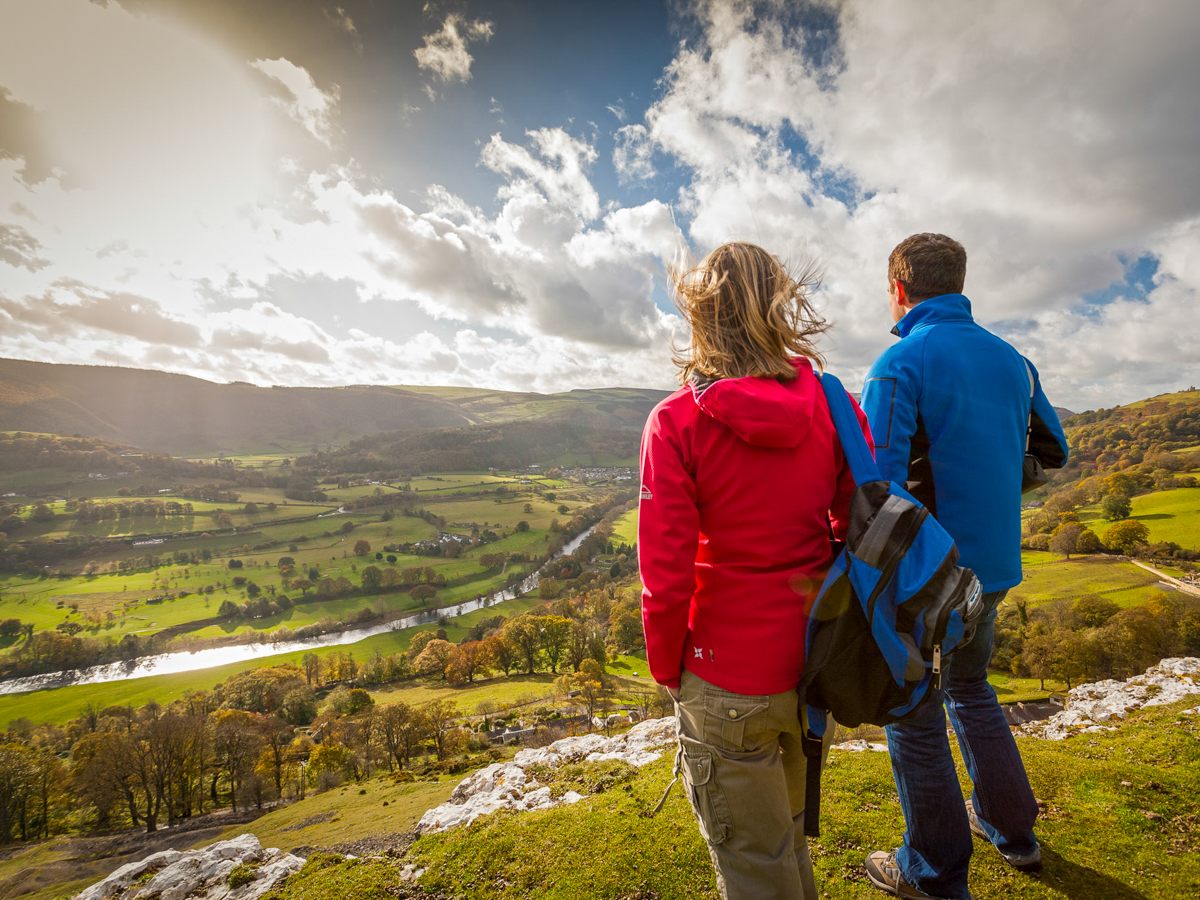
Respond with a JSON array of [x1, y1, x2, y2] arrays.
[[610, 508, 638, 546], [1012, 552, 1169, 608], [1076, 486, 1200, 550]]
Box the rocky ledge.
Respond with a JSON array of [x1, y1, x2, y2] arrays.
[[73, 834, 305, 900], [1015, 656, 1200, 740], [416, 716, 679, 835]]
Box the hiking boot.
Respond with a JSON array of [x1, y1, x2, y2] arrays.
[[864, 850, 967, 900], [966, 803, 1043, 872]]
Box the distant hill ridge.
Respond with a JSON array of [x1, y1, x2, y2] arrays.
[[0, 358, 670, 455]]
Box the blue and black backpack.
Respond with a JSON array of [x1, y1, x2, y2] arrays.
[[798, 373, 984, 837]]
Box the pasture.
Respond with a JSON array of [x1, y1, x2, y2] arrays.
[[1012, 552, 1168, 608], [1076, 486, 1200, 549], [610, 509, 638, 546]]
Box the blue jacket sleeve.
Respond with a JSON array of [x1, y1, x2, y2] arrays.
[[1026, 359, 1069, 468], [860, 344, 923, 486]]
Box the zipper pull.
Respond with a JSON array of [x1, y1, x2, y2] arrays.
[[932, 646, 942, 691]]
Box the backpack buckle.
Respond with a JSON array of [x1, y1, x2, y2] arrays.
[[932, 645, 942, 691]]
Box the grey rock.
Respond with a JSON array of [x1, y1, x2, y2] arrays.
[[72, 834, 305, 900]]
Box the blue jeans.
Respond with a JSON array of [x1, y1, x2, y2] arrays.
[[884, 590, 1039, 899]]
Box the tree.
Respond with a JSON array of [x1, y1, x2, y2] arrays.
[[1102, 494, 1132, 521], [218, 600, 239, 619], [516, 520, 530, 532], [477, 552, 504, 571], [378, 701, 425, 770], [256, 717, 292, 797], [419, 700, 460, 760], [539, 615, 572, 673], [411, 584, 437, 605], [445, 641, 492, 684], [1103, 519, 1150, 555], [1075, 529, 1102, 554], [213, 711, 262, 812], [412, 639, 455, 678], [406, 630, 440, 662], [1021, 631, 1058, 690], [1049, 523, 1084, 558], [360, 566, 383, 594], [353, 539, 371, 556], [504, 615, 543, 674], [483, 633, 519, 675], [1071, 595, 1120, 628]]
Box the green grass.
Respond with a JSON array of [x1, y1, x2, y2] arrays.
[[1076, 487, 1200, 551], [1127, 488, 1200, 550], [211, 771, 465, 852], [987, 670, 1065, 703], [368, 673, 562, 712], [610, 509, 638, 546], [1011, 554, 1168, 608], [270, 697, 1200, 900]]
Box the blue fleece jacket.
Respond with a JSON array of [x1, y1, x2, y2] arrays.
[[860, 294, 1068, 593]]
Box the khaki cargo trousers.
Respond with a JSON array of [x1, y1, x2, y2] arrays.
[[675, 669, 827, 900]]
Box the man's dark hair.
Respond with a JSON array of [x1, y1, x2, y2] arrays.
[[888, 233, 966, 302]]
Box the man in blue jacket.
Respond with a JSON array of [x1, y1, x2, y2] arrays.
[[859, 233, 1068, 900]]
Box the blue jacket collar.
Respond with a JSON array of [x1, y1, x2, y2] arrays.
[[891, 293, 973, 338]]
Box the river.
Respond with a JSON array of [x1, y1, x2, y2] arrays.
[[0, 525, 600, 695]]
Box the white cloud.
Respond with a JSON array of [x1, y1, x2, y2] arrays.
[[250, 58, 340, 147], [613, 124, 655, 184], [0, 2, 680, 392], [627, 0, 1200, 407], [481, 128, 601, 223], [413, 14, 494, 84], [2, 0, 1198, 408]]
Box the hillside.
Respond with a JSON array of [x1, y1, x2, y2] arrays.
[[32, 665, 1199, 900], [0, 359, 669, 456]]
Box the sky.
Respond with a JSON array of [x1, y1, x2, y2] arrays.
[[1, 0, 1198, 411]]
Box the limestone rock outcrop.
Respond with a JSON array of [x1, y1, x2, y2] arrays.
[[73, 834, 305, 900], [416, 717, 679, 835], [1015, 656, 1200, 741]]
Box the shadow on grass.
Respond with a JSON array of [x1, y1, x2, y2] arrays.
[[1036, 848, 1153, 900]]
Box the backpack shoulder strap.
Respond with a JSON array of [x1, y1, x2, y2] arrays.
[[1023, 360, 1035, 453], [819, 372, 881, 486]]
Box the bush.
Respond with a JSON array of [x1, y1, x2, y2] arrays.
[[1024, 533, 1051, 551]]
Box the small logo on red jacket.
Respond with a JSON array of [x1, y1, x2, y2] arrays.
[[639, 485, 653, 500]]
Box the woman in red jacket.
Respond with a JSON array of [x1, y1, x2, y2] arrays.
[[639, 242, 871, 900]]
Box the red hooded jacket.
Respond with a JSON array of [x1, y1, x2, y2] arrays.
[[637, 358, 873, 695]]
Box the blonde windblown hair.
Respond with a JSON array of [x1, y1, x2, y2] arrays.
[[671, 241, 828, 384]]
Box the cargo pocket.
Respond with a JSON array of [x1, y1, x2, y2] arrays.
[[702, 691, 769, 751], [679, 735, 733, 846]]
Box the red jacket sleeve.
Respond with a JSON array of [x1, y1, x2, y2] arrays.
[[827, 392, 874, 541], [637, 403, 699, 690]]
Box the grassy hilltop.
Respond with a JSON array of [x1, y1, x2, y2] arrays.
[[272, 698, 1199, 900]]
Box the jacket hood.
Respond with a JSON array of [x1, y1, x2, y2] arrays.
[[690, 358, 817, 448]]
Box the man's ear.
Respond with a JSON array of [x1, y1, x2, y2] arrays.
[[892, 279, 909, 307]]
